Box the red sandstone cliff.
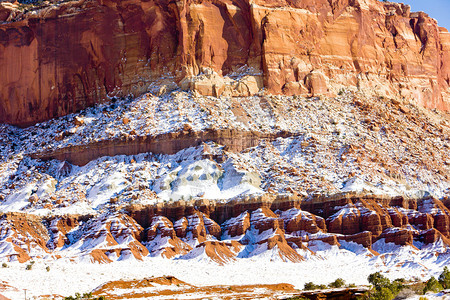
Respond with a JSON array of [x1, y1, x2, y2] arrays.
[[0, 0, 449, 126], [2, 194, 450, 263]]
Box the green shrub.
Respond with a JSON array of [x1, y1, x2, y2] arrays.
[[304, 282, 318, 290], [328, 278, 345, 288], [439, 266, 450, 289], [423, 277, 443, 294], [368, 272, 391, 290], [1, 263, 7, 268], [367, 272, 404, 300], [371, 287, 394, 300], [304, 282, 327, 290], [64, 293, 106, 300]]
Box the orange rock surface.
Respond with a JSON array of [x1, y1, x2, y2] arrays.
[[1, 0, 449, 126], [2, 194, 450, 263]]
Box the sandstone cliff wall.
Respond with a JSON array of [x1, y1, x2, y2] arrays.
[[3, 192, 450, 263], [30, 129, 292, 165], [1, 0, 450, 126]]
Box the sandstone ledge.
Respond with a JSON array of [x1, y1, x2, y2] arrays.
[[29, 129, 293, 165]]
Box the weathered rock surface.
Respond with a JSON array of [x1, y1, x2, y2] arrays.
[[144, 216, 192, 258], [326, 200, 393, 237], [379, 227, 415, 246], [0, 212, 49, 262], [1, 0, 450, 126], [2, 193, 450, 263], [31, 129, 292, 166], [46, 216, 79, 250], [59, 213, 149, 263]]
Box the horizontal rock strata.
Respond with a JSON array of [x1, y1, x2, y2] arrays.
[[2, 192, 450, 263], [1, 0, 450, 126], [30, 129, 293, 165]]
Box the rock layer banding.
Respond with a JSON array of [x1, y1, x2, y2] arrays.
[[1, 0, 450, 126], [30, 129, 293, 165], [2, 193, 450, 264]]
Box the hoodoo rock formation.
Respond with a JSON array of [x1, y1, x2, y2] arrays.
[[1, 0, 450, 126], [2, 193, 450, 264]]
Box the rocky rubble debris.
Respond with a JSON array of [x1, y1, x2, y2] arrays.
[[3, 88, 446, 201]]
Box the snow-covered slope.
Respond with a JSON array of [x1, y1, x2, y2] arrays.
[[0, 90, 449, 298]]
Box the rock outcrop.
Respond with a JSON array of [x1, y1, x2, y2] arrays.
[[30, 129, 292, 166], [2, 193, 450, 263], [59, 213, 149, 263], [0, 212, 49, 262], [144, 216, 192, 258], [1, 0, 450, 126]]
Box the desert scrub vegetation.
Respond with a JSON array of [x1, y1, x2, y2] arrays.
[[422, 266, 450, 294], [367, 267, 450, 299], [438, 266, 450, 289], [367, 272, 405, 300], [303, 282, 327, 290], [328, 278, 346, 288], [64, 292, 107, 300], [303, 278, 355, 290], [25, 261, 35, 270], [423, 277, 442, 294]]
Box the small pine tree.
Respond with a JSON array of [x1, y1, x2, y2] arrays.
[[368, 272, 391, 290], [371, 287, 394, 300], [423, 277, 443, 294], [368, 272, 404, 300], [439, 266, 450, 289]]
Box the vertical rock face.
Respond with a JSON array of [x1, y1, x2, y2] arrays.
[[0, 0, 179, 126], [0, 0, 449, 126]]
